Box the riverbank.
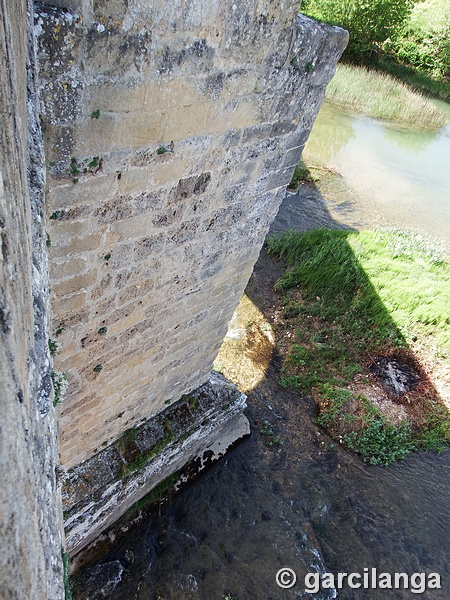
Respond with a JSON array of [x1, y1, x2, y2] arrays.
[[325, 64, 448, 128], [266, 226, 450, 464]]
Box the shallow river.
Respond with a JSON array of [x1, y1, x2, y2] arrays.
[[74, 104, 450, 600], [303, 102, 450, 246]]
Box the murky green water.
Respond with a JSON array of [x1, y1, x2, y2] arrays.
[[304, 102, 450, 245], [74, 104, 450, 600]]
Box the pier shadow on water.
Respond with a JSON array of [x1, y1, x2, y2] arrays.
[[74, 181, 450, 600]]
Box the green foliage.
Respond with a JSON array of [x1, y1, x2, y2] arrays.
[[259, 420, 283, 446], [46, 233, 51, 247], [267, 228, 450, 463], [303, 0, 449, 101], [386, 0, 450, 78], [315, 387, 354, 427], [97, 326, 108, 335], [61, 547, 73, 600], [126, 471, 180, 516], [315, 386, 416, 464], [267, 228, 449, 353], [342, 419, 416, 465], [287, 159, 311, 190], [70, 157, 80, 176], [52, 371, 68, 406], [121, 420, 175, 477], [88, 156, 100, 168], [91, 109, 101, 119], [93, 364, 103, 373], [55, 322, 65, 336], [302, 0, 414, 59], [157, 146, 168, 155], [415, 404, 450, 451], [49, 210, 66, 221], [48, 338, 59, 357]]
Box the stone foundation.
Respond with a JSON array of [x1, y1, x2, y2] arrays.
[[63, 371, 249, 556]]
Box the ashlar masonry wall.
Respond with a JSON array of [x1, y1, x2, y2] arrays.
[[0, 0, 64, 597], [38, 0, 347, 471]]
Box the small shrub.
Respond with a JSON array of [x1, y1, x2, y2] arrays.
[[49, 210, 66, 221], [260, 420, 283, 446], [88, 156, 100, 169], [342, 419, 416, 465], [52, 371, 68, 406], [55, 322, 65, 336], [48, 338, 59, 357], [61, 547, 73, 600], [70, 158, 80, 176]]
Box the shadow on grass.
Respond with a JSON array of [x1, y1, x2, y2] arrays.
[[245, 172, 450, 466]]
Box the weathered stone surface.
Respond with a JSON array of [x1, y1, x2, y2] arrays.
[[0, 1, 64, 598], [37, 2, 347, 473], [62, 371, 249, 556], [2, 0, 349, 573]]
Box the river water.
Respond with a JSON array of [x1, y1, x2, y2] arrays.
[[74, 104, 450, 600], [303, 102, 450, 247]]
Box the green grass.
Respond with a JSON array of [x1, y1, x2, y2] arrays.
[[326, 64, 448, 128], [266, 228, 450, 464], [376, 57, 450, 102]]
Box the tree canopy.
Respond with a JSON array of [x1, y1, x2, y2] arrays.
[[301, 0, 414, 59]]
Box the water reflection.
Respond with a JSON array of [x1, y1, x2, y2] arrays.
[[304, 102, 450, 245], [302, 103, 355, 164], [383, 124, 436, 154]]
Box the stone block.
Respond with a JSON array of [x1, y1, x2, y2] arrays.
[[52, 270, 97, 297], [50, 257, 87, 281], [52, 291, 87, 316], [116, 111, 166, 149], [48, 233, 102, 258]]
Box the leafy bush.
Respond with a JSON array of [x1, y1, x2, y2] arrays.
[[301, 0, 414, 59], [342, 419, 416, 465], [386, 0, 450, 77]]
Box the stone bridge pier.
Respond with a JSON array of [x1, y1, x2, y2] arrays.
[[1, 0, 347, 594]]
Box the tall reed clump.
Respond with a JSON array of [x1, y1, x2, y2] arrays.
[[326, 64, 448, 129]]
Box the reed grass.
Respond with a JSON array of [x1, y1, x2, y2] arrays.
[[326, 64, 448, 129]]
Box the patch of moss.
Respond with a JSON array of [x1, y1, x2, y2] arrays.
[[61, 547, 73, 600], [125, 471, 181, 517]]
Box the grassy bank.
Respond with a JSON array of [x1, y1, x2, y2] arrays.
[[325, 64, 448, 128], [266, 228, 450, 465], [374, 58, 450, 103]]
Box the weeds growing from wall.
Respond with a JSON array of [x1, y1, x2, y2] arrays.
[[61, 546, 73, 600], [52, 371, 68, 406]]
